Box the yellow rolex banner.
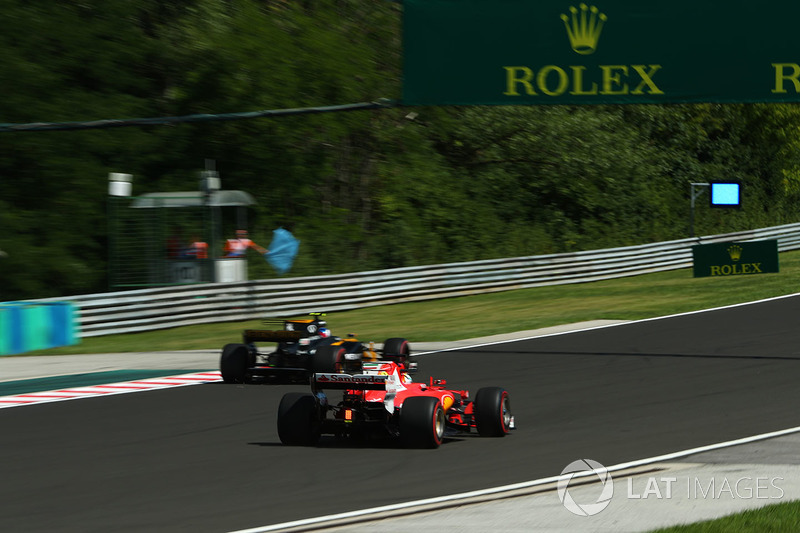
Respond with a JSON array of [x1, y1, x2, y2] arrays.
[[692, 240, 779, 278], [403, 1, 800, 105]]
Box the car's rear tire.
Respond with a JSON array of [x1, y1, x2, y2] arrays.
[[277, 392, 321, 446], [382, 338, 411, 367], [400, 396, 445, 448], [220, 343, 250, 383], [474, 387, 511, 437], [313, 345, 345, 373]]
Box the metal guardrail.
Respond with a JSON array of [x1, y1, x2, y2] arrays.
[[33, 222, 800, 338]]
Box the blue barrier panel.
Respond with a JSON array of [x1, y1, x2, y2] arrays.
[[1, 304, 25, 355], [44, 302, 79, 347], [26, 304, 50, 352], [0, 301, 80, 355]]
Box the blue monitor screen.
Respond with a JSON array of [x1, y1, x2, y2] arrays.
[[710, 182, 741, 207]]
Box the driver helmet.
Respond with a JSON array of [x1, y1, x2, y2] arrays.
[[318, 320, 331, 338]]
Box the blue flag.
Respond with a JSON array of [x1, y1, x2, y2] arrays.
[[264, 227, 300, 274]]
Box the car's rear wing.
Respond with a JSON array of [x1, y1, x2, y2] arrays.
[[243, 329, 304, 344], [312, 373, 388, 391]]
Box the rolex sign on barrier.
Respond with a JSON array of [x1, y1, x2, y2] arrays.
[[692, 240, 779, 278]]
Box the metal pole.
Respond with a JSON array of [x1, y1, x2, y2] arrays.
[[690, 183, 709, 237], [200, 160, 220, 282]]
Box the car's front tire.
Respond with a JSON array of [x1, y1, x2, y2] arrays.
[[382, 338, 411, 367], [474, 387, 512, 437], [312, 345, 345, 374]]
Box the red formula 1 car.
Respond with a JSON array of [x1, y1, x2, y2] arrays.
[[276, 352, 514, 448]]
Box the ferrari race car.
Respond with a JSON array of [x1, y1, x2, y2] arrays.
[[219, 314, 412, 385], [276, 358, 514, 448]]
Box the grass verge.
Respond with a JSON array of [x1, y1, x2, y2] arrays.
[[650, 499, 800, 532]]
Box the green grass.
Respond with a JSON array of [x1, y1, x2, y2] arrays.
[[650, 500, 800, 532], [21, 249, 800, 356]]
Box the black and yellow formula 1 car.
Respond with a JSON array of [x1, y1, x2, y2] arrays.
[[219, 313, 412, 385]]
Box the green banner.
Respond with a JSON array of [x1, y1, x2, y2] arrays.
[[403, 1, 800, 105], [692, 240, 779, 278]]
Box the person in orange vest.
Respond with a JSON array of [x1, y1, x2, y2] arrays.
[[224, 229, 267, 257], [186, 236, 208, 259]]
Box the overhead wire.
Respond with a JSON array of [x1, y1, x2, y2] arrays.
[[0, 99, 398, 133]]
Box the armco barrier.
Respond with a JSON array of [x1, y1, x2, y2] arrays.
[[0, 301, 79, 355], [23, 222, 800, 339]]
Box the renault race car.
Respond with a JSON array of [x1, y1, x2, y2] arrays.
[[276, 358, 514, 448], [219, 314, 411, 385]]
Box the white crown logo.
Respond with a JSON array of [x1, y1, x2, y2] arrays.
[[561, 4, 607, 55]]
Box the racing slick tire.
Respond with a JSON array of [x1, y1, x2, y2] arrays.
[[382, 338, 411, 367], [312, 345, 346, 374], [474, 387, 512, 437], [277, 392, 321, 446], [220, 343, 251, 384], [400, 396, 445, 448]]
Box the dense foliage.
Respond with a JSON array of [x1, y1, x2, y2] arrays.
[[2, 0, 800, 300]]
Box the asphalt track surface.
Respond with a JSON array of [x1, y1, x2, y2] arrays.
[[2, 296, 800, 532]]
